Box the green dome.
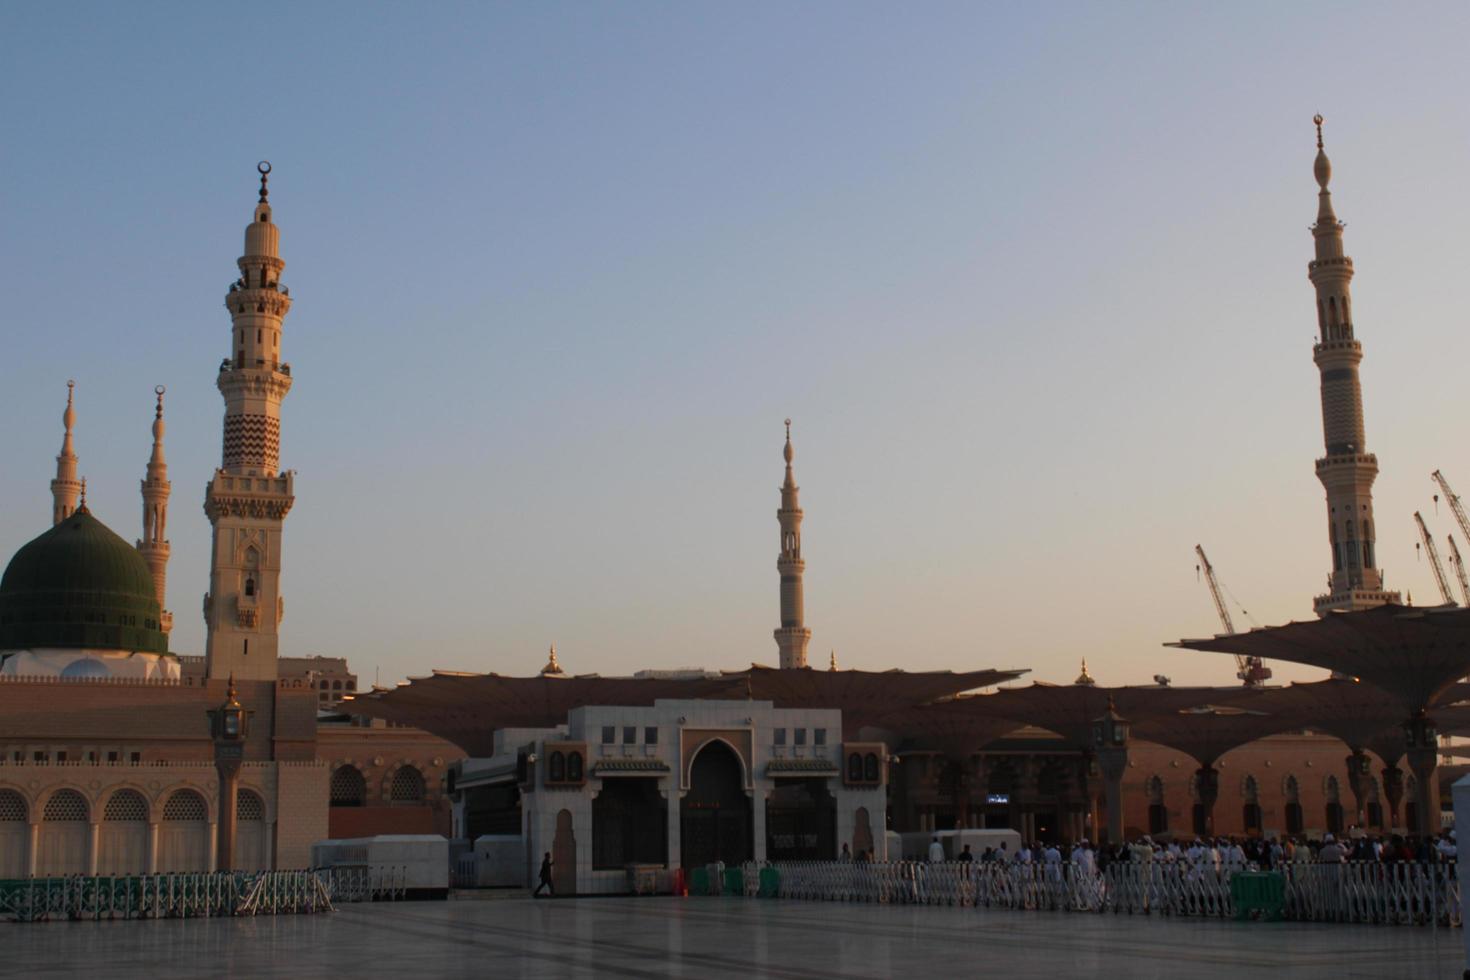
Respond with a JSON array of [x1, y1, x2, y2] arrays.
[[0, 508, 169, 655]]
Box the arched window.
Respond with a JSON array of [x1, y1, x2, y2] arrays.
[[1242, 776, 1262, 835], [163, 790, 207, 822], [390, 766, 425, 803], [848, 753, 863, 783], [1323, 776, 1343, 835], [320, 680, 330, 690], [863, 753, 879, 783], [103, 790, 148, 822], [1145, 776, 1167, 835], [332, 680, 342, 690], [548, 752, 566, 783], [566, 751, 583, 782], [43, 789, 88, 822], [330, 765, 366, 807], [238, 791, 265, 822], [0, 790, 28, 822], [244, 576, 256, 598], [1283, 775, 1303, 835]]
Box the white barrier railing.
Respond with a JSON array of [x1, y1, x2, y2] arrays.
[[756, 860, 1461, 927]]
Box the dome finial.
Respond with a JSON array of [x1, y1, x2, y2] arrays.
[[829, 649, 838, 671], [154, 385, 165, 420], [1312, 114, 1332, 190], [257, 161, 271, 203], [542, 643, 564, 676], [1075, 657, 1095, 686], [78, 477, 88, 514], [783, 418, 794, 465]]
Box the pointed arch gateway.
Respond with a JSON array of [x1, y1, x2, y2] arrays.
[[680, 739, 752, 868]]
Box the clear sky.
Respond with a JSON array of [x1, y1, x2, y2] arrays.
[[3, 3, 1468, 689]]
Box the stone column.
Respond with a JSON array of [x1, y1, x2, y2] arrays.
[[1382, 765, 1405, 828], [1097, 750, 1127, 845], [87, 822, 100, 875], [666, 790, 681, 871], [1406, 751, 1440, 838], [208, 822, 219, 872], [1344, 751, 1371, 828], [1404, 713, 1441, 838], [1195, 766, 1220, 838], [750, 789, 766, 864], [26, 822, 39, 877], [215, 763, 240, 871], [146, 822, 159, 874]]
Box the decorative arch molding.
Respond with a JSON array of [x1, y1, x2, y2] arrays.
[[36, 785, 92, 821], [100, 783, 162, 823], [1282, 774, 1301, 801], [1323, 774, 1342, 802], [680, 732, 753, 793], [1144, 774, 1165, 803], [1240, 774, 1260, 801]]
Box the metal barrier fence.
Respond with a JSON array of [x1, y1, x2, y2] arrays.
[[0, 867, 406, 922], [754, 860, 1462, 927], [319, 865, 408, 903]]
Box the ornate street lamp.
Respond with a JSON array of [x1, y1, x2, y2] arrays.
[[207, 676, 253, 871], [1403, 710, 1440, 834], [1092, 696, 1129, 845]]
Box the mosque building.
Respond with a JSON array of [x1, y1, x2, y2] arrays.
[[0, 121, 1460, 887], [0, 166, 455, 878]]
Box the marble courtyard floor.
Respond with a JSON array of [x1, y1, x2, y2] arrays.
[[1, 896, 1462, 978]]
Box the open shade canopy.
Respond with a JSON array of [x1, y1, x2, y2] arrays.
[[1171, 604, 1470, 714]]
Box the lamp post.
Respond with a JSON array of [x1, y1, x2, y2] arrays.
[[1092, 697, 1129, 845], [1403, 711, 1440, 837], [207, 676, 252, 872]]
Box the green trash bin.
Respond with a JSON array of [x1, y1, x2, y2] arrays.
[[688, 867, 710, 896], [1230, 871, 1285, 921], [724, 867, 745, 896], [758, 867, 780, 898]]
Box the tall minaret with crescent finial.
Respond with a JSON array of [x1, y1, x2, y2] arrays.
[[50, 381, 80, 525], [138, 386, 173, 634], [203, 162, 296, 681], [1308, 116, 1398, 614], [774, 419, 811, 668]]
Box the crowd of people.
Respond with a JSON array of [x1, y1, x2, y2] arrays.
[[944, 830, 1458, 870]]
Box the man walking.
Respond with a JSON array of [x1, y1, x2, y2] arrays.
[[534, 851, 554, 897]]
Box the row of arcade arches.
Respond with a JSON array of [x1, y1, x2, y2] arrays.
[[1142, 772, 1395, 837], [329, 764, 427, 807], [0, 786, 268, 876]]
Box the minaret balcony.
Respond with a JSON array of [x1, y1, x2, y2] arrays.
[[1313, 338, 1362, 359], [1315, 451, 1377, 471]]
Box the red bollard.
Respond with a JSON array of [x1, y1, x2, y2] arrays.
[[673, 868, 687, 896]]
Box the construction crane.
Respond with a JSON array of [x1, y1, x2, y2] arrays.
[[1413, 511, 1457, 606], [1448, 535, 1470, 606], [1194, 544, 1271, 687], [1432, 470, 1470, 550]]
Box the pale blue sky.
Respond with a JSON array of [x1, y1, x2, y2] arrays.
[[3, 3, 1468, 688]]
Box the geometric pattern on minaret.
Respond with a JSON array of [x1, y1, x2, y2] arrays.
[[203, 162, 295, 681], [1308, 116, 1400, 615], [50, 380, 80, 526], [138, 386, 173, 634], [774, 419, 812, 669]]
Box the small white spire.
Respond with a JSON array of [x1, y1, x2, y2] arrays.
[[51, 380, 81, 525]]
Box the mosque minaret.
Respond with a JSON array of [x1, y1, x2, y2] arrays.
[[203, 162, 296, 681], [774, 419, 811, 669], [50, 380, 80, 526], [138, 386, 173, 633], [1308, 116, 1399, 614]]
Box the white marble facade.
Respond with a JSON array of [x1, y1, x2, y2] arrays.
[[454, 699, 889, 893]]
